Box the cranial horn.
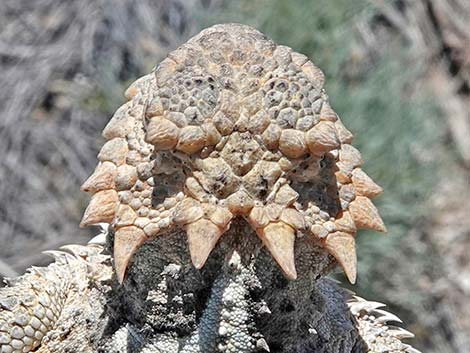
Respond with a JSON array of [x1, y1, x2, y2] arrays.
[[80, 161, 116, 193], [351, 168, 383, 198], [349, 196, 386, 232], [186, 219, 224, 269], [80, 190, 118, 227], [114, 226, 148, 283], [324, 231, 357, 284], [257, 222, 297, 280]]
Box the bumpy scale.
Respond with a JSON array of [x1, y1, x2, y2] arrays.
[[80, 23, 386, 284]]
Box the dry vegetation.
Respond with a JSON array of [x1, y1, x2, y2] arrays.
[[0, 1, 468, 352]]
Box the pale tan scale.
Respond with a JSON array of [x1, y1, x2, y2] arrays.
[[80, 161, 116, 193], [248, 207, 270, 229], [291, 52, 309, 66], [339, 183, 357, 203], [213, 111, 234, 135], [115, 164, 138, 191], [334, 211, 357, 234], [301, 61, 325, 88], [176, 126, 206, 154], [264, 203, 283, 221], [124, 74, 154, 100], [102, 102, 135, 139], [172, 198, 204, 225], [261, 123, 282, 149], [146, 118, 180, 149], [334, 119, 354, 144], [280, 208, 305, 230], [226, 190, 254, 215], [247, 110, 271, 134], [274, 184, 299, 206], [278, 129, 308, 158], [351, 168, 383, 198], [324, 232, 357, 284], [202, 204, 232, 228], [311, 224, 329, 239], [338, 144, 364, 172], [80, 23, 386, 284], [80, 190, 118, 227], [305, 121, 340, 155], [319, 102, 338, 122], [97, 138, 128, 165], [146, 97, 164, 118], [349, 196, 386, 233]]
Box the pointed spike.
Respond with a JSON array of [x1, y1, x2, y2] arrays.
[[186, 219, 224, 269], [80, 190, 118, 227], [373, 309, 403, 324], [257, 222, 297, 280], [334, 211, 357, 234], [334, 119, 354, 144], [351, 168, 383, 198], [42, 250, 73, 264], [256, 338, 271, 352], [405, 347, 422, 353], [338, 144, 363, 171], [305, 121, 340, 156], [59, 244, 89, 257], [349, 196, 387, 232], [114, 226, 148, 283], [324, 232, 357, 284], [387, 328, 415, 339], [88, 232, 107, 245], [102, 102, 134, 139], [348, 297, 386, 315], [81, 161, 117, 193], [319, 102, 338, 122]]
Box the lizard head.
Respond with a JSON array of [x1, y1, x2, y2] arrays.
[[80, 24, 385, 284]]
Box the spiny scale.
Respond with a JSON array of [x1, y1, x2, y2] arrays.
[[80, 24, 386, 283]]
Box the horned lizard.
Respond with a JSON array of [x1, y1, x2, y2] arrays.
[[0, 24, 420, 353]]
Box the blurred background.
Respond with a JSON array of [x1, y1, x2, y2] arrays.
[[0, 0, 468, 351]]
